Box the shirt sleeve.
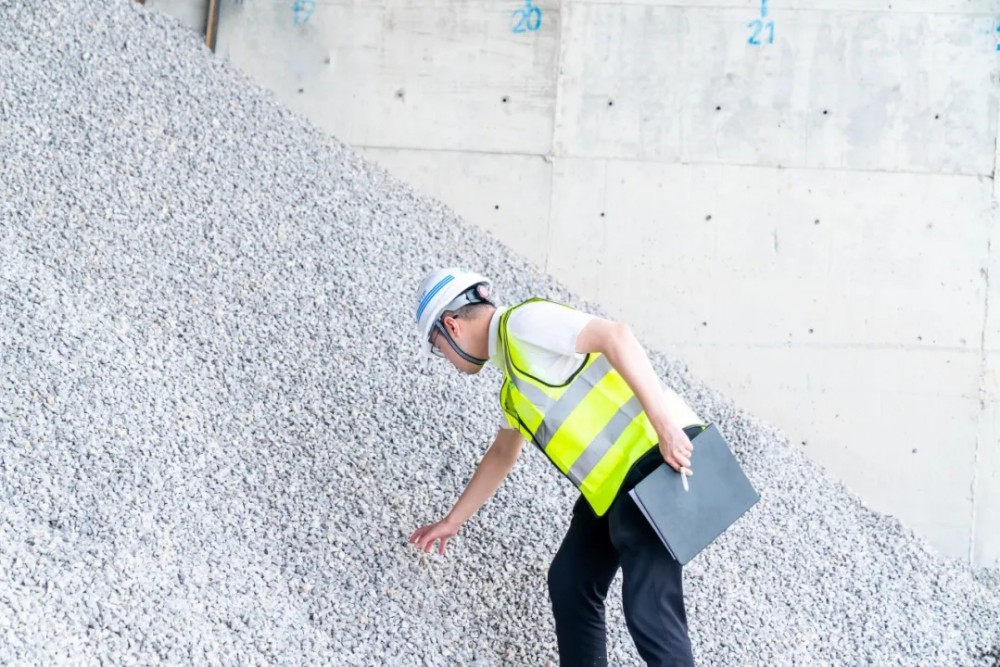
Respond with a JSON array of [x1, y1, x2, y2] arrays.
[[506, 301, 595, 357]]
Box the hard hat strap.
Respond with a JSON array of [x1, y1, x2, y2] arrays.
[[431, 320, 488, 366]]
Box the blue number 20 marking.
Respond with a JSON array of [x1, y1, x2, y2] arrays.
[[748, 19, 775, 45], [512, 0, 542, 33], [293, 0, 316, 25]]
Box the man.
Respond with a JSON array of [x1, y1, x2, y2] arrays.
[[409, 268, 702, 667]]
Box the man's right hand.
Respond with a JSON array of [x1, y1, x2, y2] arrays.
[[409, 516, 461, 556], [659, 421, 695, 477]]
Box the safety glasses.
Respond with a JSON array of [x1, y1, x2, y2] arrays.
[[428, 322, 447, 358]]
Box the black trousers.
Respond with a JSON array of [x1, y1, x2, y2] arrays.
[[547, 435, 699, 667]]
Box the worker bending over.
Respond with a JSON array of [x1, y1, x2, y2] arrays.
[[409, 268, 700, 667]]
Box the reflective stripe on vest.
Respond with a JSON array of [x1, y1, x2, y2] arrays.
[[498, 299, 659, 516]]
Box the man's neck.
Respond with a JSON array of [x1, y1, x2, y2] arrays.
[[469, 307, 497, 360]]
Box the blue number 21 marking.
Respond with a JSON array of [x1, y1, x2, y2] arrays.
[[748, 0, 774, 45], [748, 19, 775, 45], [512, 0, 542, 33]]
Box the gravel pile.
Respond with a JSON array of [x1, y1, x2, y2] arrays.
[[1, 1, 997, 665]]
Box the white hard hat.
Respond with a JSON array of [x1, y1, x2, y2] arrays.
[[415, 268, 492, 358]]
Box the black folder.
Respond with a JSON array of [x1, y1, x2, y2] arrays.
[[628, 424, 759, 565]]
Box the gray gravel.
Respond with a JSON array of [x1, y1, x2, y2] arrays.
[[0, 1, 998, 665]]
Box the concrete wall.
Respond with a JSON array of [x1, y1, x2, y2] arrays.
[[144, 0, 1000, 567]]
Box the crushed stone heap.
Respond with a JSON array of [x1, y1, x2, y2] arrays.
[[0, 1, 997, 665]]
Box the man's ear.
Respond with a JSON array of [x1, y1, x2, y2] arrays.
[[442, 315, 461, 337]]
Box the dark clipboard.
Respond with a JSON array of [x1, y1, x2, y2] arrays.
[[628, 424, 759, 565]]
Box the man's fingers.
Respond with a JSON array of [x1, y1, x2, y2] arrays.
[[410, 521, 457, 556], [666, 453, 693, 474], [410, 526, 430, 544], [413, 528, 430, 549]]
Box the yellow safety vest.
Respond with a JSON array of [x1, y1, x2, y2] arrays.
[[498, 298, 659, 516]]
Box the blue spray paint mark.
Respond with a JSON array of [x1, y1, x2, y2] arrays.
[[512, 0, 542, 33], [748, 0, 775, 45], [293, 0, 316, 25], [996, 23, 999, 51]]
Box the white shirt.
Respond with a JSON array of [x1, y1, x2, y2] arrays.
[[488, 301, 594, 383], [487, 301, 704, 433], [488, 301, 594, 430]]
